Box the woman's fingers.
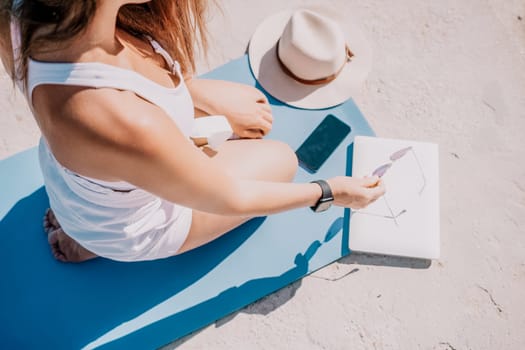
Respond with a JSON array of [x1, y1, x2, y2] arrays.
[[368, 180, 386, 199], [259, 100, 272, 113], [243, 112, 272, 136], [361, 175, 380, 188], [241, 128, 264, 139], [260, 109, 273, 124], [327, 176, 386, 209], [240, 117, 272, 138], [247, 118, 272, 136], [258, 118, 273, 135], [360, 178, 385, 205], [255, 90, 269, 104]]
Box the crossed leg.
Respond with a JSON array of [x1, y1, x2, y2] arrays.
[[43, 138, 298, 262], [177, 139, 298, 253]]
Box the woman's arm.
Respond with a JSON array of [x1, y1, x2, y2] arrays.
[[186, 78, 273, 139], [44, 87, 383, 217]]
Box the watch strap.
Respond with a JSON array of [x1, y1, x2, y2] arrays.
[[310, 180, 334, 212]]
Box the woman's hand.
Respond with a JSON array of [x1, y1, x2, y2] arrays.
[[326, 176, 385, 209], [187, 79, 273, 139]]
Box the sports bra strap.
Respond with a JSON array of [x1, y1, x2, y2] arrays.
[[145, 36, 181, 75]]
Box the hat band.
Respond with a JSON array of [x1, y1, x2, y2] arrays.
[[276, 40, 354, 85]]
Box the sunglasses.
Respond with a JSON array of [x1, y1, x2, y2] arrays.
[[372, 146, 426, 194], [354, 146, 426, 226]]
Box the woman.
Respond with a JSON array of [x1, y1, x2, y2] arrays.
[[0, 0, 385, 262]]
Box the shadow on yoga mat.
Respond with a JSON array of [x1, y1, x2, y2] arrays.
[[0, 55, 374, 349]]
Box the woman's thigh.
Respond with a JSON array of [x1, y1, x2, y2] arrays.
[[177, 138, 298, 254]]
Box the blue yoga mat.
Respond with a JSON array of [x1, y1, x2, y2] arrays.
[[0, 55, 374, 349]]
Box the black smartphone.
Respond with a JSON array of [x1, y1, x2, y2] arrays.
[[295, 114, 351, 173]]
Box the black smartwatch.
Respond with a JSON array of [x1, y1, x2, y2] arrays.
[[310, 180, 334, 212]]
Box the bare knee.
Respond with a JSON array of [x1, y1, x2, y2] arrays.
[[266, 139, 298, 181], [211, 138, 298, 182]]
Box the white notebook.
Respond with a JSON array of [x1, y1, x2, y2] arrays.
[[349, 136, 440, 259]]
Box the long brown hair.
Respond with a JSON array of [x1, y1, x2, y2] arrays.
[[0, 0, 210, 83], [0, 0, 15, 76]]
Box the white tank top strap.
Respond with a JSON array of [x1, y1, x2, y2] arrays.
[[26, 59, 182, 106], [144, 35, 182, 76], [25, 57, 195, 137]]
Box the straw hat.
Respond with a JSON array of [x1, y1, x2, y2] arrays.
[[248, 9, 372, 109]]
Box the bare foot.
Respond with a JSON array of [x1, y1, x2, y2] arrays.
[[43, 208, 60, 234], [43, 209, 98, 263]]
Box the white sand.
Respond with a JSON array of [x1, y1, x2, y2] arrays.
[[2, 0, 524, 349]]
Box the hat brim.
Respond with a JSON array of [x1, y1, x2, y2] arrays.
[[248, 9, 373, 110]]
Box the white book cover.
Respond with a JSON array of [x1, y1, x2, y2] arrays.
[[349, 136, 440, 259]]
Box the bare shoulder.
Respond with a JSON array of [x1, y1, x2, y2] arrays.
[[49, 87, 168, 140], [35, 85, 185, 181]]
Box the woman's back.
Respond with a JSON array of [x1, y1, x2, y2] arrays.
[[9, 13, 199, 261], [28, 28, 195, 178]]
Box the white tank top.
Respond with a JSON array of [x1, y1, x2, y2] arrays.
[[10, 14, 196, 261]]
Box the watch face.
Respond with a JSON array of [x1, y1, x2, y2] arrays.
[[315, 200, 332, 212]]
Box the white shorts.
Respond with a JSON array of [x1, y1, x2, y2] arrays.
[[39, 138, 193, 262]]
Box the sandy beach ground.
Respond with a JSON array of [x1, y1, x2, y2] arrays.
[[1, 0, 524, 349]]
